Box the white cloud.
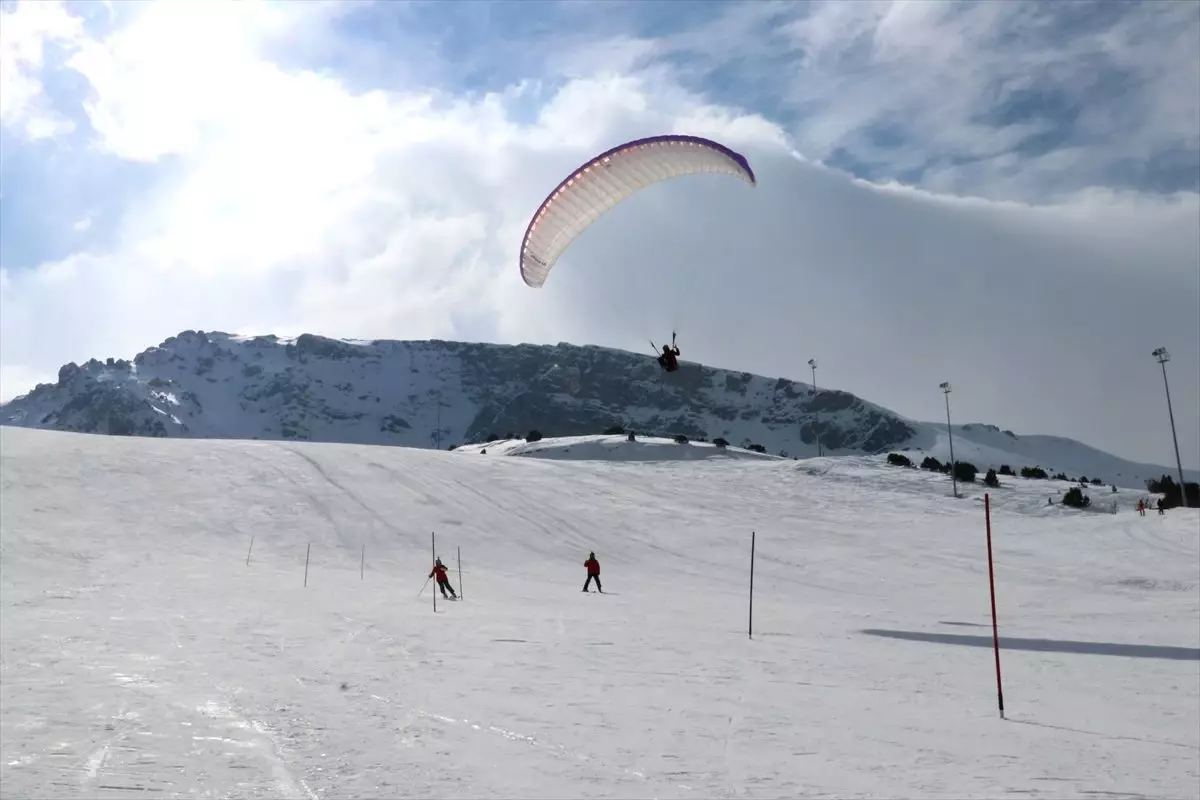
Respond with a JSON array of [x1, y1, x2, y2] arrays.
[[0, 0, 1197, 471], [0, 0, 82, 139], [643, 0, 1200, 199]]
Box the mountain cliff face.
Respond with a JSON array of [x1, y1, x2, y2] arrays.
[[0, 330, 912, 457], [3, 329, 1193, 491]]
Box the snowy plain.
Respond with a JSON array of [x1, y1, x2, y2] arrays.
[[1, 427, 1198, 799]]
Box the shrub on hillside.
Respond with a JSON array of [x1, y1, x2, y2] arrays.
[[1053, 472, 1068, 481], [953, 461, 978, 483], [1062, 486, 1091, 509], [1146, 474, 1200, 509], [921, 456, 944, 472], [747, 443, 766, 453], [526, 429, 543, 443], [984, 468, 1000, 487], [674, 434, 689, 444], [1090, 477, 1103, 486], [627, 431, 637, 442], [713, 437, 729, 449], [998, 464, 1015, 476], [1020, 466, 1048, 479], [887, 453, 913, 468]]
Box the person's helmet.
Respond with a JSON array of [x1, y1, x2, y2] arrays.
[[663, 345, 671, 352]]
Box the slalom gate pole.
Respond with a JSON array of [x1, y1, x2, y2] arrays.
[[457, 546, 463, 602], [304, 543, 311, 588], [984, 493, 1005, 718], [246, 535, 254, 566], [748, 531, 756, 640], [360, 544, 365, 580], [431, 531, 437, 613]]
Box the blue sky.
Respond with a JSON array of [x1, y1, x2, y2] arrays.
[[1, 0, 1197, 469]]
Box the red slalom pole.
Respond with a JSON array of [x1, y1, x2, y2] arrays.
[[984, 493, 1005, 718]]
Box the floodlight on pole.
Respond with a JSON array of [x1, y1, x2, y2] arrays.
[[940, 381, 958, 498], [808, 358, 822, 457], [1152, 347, 1189, 507]]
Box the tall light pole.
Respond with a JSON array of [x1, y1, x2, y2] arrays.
[[431, 392, 445, 449], [940, 381, 958, 498], [808, 358, 822, 457], [1152, 347, 1189, 506]]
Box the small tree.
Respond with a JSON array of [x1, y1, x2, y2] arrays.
[[526, 429, 543, 442], [747, 443, 766, 453], [998, 464, 1015, 476], [627, 431, 636, 442], [921, 456, 944, 472], [1021, 465, 1048, 479], [674, 434, 689, 444], [984, 468, 1000, 487], [953, 461, 978, 483], [713, 437, 729, 449], [1062, 486, 1091, 509], [887, 453, 913, 468]]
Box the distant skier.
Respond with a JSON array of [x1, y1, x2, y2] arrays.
[[429, 558, 457, 599], [1137, 499, 1146, 516], [583, 552, 603, 593]]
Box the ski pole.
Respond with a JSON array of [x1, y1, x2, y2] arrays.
[[417, 574, 432, 597]]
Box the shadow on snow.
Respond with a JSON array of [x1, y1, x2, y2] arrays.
[[860, 628, 1200, 661]]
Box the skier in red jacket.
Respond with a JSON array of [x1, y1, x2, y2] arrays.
[[429, 558, 457, 599], [583, 552, 602, 593]]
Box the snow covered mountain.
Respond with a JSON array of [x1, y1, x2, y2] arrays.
[[2, 329, 1193, 490]]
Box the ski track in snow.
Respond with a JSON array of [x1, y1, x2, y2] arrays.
[[1, 427, 1198, 799]]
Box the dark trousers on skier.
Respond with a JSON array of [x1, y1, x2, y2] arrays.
[[437, 577, 457, 599], [583, 574, 602, 593]]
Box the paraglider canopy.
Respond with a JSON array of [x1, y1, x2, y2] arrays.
[[519, 134, 757, 289]]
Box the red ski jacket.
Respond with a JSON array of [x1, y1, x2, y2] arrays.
[[430, 564, 449, 580], [584, 558, 600, 575]]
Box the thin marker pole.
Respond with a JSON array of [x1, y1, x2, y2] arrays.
[[749, 531, 756, 640], [304, 542, 311, 588], [246, 535, 254, 566], [431, 531, 437, 613], [985, 494, 1005, 718], [360, 544, 365, 580], [457, 545, 463, 602]]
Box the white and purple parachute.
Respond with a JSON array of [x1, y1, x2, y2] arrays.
[[519, 134, 757, 288]]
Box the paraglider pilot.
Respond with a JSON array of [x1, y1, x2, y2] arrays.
[[658, 333, 680, 373]]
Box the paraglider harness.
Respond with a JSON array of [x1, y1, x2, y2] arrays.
[[653, 333, 681, 373]]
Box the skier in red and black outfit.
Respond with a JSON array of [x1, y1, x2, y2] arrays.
[[430, 558, 457, 599], [583, 551, 602, 593]]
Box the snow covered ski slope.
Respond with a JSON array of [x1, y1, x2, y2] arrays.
[[2, 427, 1197, 799]]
